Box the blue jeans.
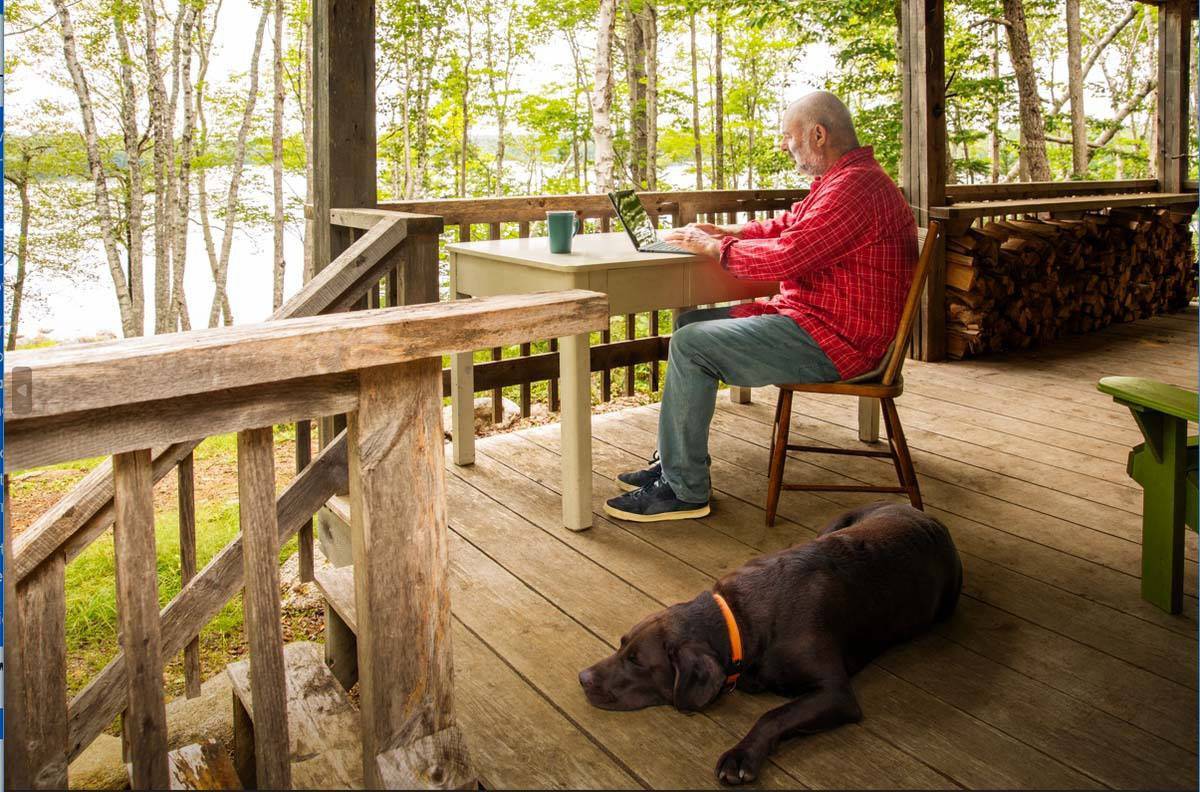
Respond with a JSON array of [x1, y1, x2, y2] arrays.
[[657, 306, 840, 503]]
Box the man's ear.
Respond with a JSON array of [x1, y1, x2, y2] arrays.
[[670, 641, 725, 712]]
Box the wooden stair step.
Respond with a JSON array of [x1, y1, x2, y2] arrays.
[[226, 641, 363, 789], [315, 564, 358, 633], [126, 740, 242, 790]]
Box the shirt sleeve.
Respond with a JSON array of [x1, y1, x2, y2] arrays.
[[719, 181, 871, 281], [738, 201, 802, 240]]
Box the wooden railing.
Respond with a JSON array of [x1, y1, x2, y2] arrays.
[[4, 291, 608, 790]]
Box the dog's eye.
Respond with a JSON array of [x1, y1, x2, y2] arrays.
[[626, 651, 640, 667]]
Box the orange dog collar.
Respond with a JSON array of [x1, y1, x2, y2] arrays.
[[712, 591, 744, 688]]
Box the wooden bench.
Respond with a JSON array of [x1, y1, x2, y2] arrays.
[[930, 191, 1198, 236], [1097, 376, 1198, 614]]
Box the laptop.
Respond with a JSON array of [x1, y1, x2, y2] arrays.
[[608, 190, 690, 253]]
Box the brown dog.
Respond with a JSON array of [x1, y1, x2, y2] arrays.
[[578, 501, 962, 785]]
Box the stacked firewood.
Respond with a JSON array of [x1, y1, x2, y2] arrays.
[[945, 207, 1197, 359]]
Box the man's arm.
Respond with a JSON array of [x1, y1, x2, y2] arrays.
[[719, 190, 869, 281]]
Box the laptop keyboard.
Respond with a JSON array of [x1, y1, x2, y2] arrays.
[[642, 240, 689, 253]]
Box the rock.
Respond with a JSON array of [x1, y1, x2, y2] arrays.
[[68, 733, 126, 790], [442, 396, 522, 439]]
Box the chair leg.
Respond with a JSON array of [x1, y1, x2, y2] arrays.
[[882, 398, 922, 510], [766, 390, 793, 527], [769, 389, 784, 463], [879, 401, 908, 491]]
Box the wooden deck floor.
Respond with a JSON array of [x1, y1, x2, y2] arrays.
[[441, 307, 1198, 790]]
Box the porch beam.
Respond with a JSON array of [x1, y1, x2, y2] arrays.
[[900, 0, 947, 362]]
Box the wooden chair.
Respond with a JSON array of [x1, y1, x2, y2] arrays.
[[765, 220, 944, 526], [1098, 376, 1198, 614]]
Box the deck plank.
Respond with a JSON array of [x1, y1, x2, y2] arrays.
[[473, 433, 1101, 788]]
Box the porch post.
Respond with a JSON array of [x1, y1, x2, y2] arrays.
[[1156, 0, 1192, 193], [900, 0, 947, 362]]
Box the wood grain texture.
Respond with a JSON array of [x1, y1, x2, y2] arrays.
[[8, 373, 359, 472], [160, 740, 243, 790], [1156, 0, 1191, 193], [65, 433, 348, 763], [349, 359, 470, 787], [8, 291, 608, 423], [944, 179, 1158, 203], [237, 427, 292, 790], [178, 453, 202, 699], [931, 192, 1198, 221], [227, 641, 363, 789], [112, 449, 170, 789]]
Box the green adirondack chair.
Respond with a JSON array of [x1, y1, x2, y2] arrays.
[[1097, 376, 1198, 614]]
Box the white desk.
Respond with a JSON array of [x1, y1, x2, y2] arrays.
[[447, 232, 861, 530]]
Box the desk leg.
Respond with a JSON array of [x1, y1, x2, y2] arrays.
[[858, 397, 880, 443], [559, 332, 594, 531], [450, 278, 476, 465]]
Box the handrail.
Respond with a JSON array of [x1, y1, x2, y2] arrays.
[[6, 287, 608, 789], [943, 178, 1159, 203]]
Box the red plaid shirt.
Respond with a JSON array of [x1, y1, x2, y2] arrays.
[[719, 146, 917, 379]]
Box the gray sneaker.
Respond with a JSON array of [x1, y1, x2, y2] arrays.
[[616, 451, 712, 494], [603, 478, 711, 523]]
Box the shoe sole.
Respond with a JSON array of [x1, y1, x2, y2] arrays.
[[602, 502, 712, 522]]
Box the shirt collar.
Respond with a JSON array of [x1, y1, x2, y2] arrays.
[[811, 145, 874, 187]]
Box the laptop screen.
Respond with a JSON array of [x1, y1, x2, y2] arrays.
[[610, 190, 659, 248]]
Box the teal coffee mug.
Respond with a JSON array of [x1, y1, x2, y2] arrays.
[[547, 211, 583, 254]]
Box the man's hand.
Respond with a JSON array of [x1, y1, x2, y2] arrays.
[[664, 227, 723, 262], [684, 222, 742, 239]]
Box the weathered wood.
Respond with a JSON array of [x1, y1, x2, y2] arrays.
[[112, 449, 170, 790], [296, 419, 315, 583], [157, 740, 242, 790], [312, 0, 377, 271], [944, 179, 1159, 203], [237, 427, 292, 791], [376, 727, 474, 790], [1156, 0, 1191, 193], [931, 192, 1198, 223], [8, 373, 359, 471], [66, 434, 348, 763], [7, 548, 69, 789], [8, 291, 608, 424], [178, 453, 202, 699], [227, 641, 363, 789], [349, 359, 471, 788], [15, 441, 194, 582], [380, 189, 807, 226], [900, 0, 947, 362]]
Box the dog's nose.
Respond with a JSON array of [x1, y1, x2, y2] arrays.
[[579, 668, 596, 689]]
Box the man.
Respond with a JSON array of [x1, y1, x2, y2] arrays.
[[603, 91, 917, 523]]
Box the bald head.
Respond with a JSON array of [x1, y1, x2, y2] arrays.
[[779, 91, 860, 176]]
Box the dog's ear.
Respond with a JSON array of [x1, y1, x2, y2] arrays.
[[670, 641, 725, 712]]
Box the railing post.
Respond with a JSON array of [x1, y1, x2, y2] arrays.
[[349, 358, 474, 789], [237, 427, 292, 790], [6, 470, 69, 790], [112, 449, 170, 790]]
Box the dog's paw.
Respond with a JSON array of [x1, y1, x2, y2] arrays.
[[715, 745, 764, 786]]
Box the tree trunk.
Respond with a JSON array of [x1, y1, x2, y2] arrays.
[[1066, 0, 1087, 179], [690, 11, 703, 190], [1001, 0, 1051, 181], [7, 173, 31, 350], [460, 15, 473, 198], [991, 25, 1001, 182], [302, 9, 315, 282], [208, 6, 269, 327], [592, 0, 617, 193], [641, 1, 658, 190], [142, 0, 177, 334], [272, 0, 286, 310], [173, 6, 198, 331], [566, 28, 583, 190], [195, 1, 233, 323], [623, 0, 646, 186], [53, 0, 138, 337], [714, 6, 725, 190], [113, 13, 146, 334]]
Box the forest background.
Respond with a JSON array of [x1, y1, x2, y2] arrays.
[[4, 0, 1198, 346]]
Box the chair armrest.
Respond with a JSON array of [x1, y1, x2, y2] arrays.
[[1097, 376, 1198, 423]]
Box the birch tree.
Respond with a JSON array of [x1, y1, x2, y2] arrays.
[[1001, 0, 1051, 180], [592, 0, 617, 192], [273, 0, 287, 309]]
